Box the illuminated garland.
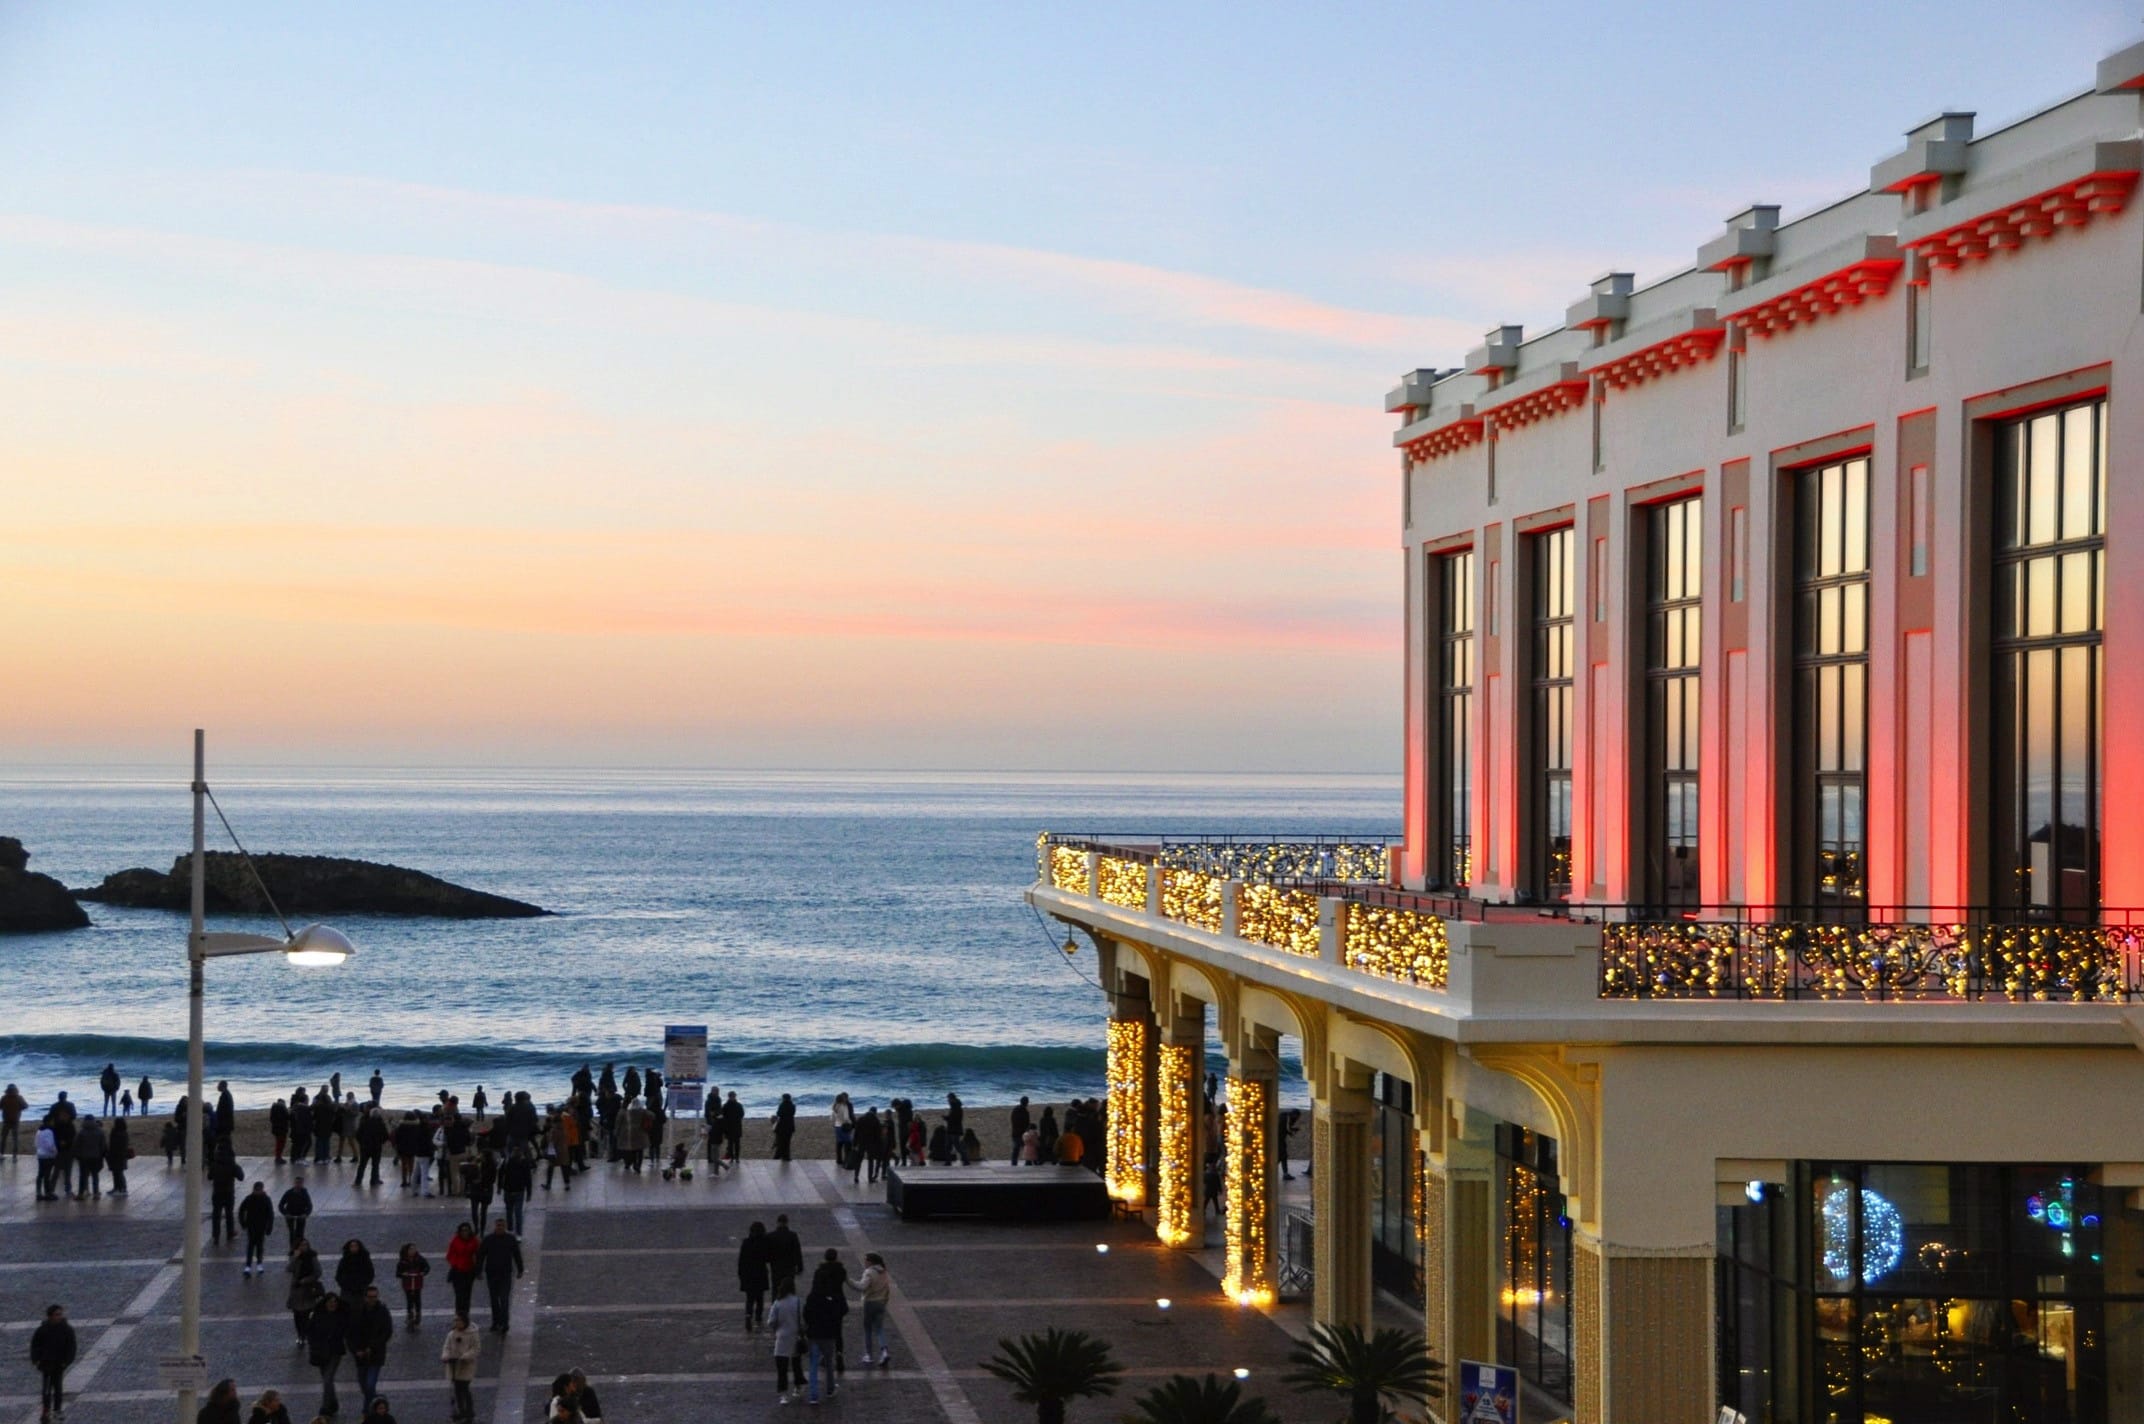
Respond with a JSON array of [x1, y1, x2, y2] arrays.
[[1155, 841, 1389, 881], [1236, 884, 1321, 957], [1600, 918, 2138, 1002], [1049, 844, 1089, 894], [1105, 1018, 1148, 1205], [1344, 903, 1450, 988], [1222, 1076, 1273, 1305], [1156, 1044, 1195, 1245], [1821, 1185, 1903, 1285], [1161, 871, 1224, 933], [1098, 856, 1148, 910]]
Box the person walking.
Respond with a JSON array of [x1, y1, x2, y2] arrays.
[[440, 1314, 479, 1424], [286, 1241, 324, 1343], [238, 1182, 275, 1274], [771, 1094, 796, 1163], [304, 1292, 348, 1420], [30, 1303, 74, 1423], [279, 1176, 314, 1246], [831, 1092, 855, 1170], [852, 1252, 893, 1367], [393, 1244, 429, 1331], [543, 1109, 575, 1191], [855, 1107, 883, 1184], [802, 1275, 848, 1404], [334, 1240, 376, 1303], [354, 1107, 389, 1188], [767, 1276, 805, 1406], [209, 1142, 245, 1240], [348, 1285, 393, 1410], [767, 1213, 805, 1285], [245, 1388, 293, 1424], [195, 1379, 242, 1424], [71, 1115, 105, 1199], [499, 1150, 532, 1233], [465, 1151, 496, 1233], [443, 1222, 480, 1320], [474, 1219, 523, 1334], [736, 1221, 771, 1330], [104, 1116, 130, 1197], [98, 1064, 120, 1118], [411, 1113, 437, 1198]]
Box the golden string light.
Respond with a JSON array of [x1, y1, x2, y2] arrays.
[[1156, 1043, 1195, 1246], [1097, 856, 1148, 910], [1222, 1075, 1274, 1306], [1161, 871, 1224, 933], [1344, 903, 1450, 988], [1105, 1017, 1148, 1205], [1235, 884, 1321, 957], [1049, 844, 1089, 894]]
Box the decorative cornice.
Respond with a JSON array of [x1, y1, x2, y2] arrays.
[[1903, 142, 2141, 272], [1402, 412, 1485, 463], [1480, 369, 1589, 431], [1581, 311, 1725, 391], [1722, 240, 1904, 340]]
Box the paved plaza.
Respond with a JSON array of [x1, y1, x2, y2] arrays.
[[0, 1151, 1350, 1423]]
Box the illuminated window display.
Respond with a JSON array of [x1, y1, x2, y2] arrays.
[[1717, 1162, 2144, 1423], [1496, 1123, 1572, 1404]]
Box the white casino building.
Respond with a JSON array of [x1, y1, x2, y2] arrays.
[[1032, 39, 2144, 1424]]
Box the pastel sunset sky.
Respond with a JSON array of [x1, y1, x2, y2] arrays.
[[1, 3, 2128, 769]]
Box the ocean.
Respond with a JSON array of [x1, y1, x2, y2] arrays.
[[0, 767, 1396, 1115]]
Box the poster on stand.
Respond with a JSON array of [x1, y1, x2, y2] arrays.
[[663, 1024, 708, 1117], [1458, 1360, 1518, 1424]]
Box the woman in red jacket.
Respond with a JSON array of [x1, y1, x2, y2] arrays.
[[443, 1223, 480, 1321]]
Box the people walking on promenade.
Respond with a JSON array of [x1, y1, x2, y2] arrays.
[[279, 1176, 313, 1245], [465, 1150, 496, 1232], [348, 1284, 393, 1410], [737, 1220, 771, 1330], [30, 1303, 74, 1423], [767, 1275, 804, 1405], [475, 1219, 524, 1333], [394, 1243, 429, 1330], [245, 1388, 292, 1424], [98, 1064, 120, 1117], [304, 1291, 347, 1419], [767, 1213, 805, 1285], [334, 1240, 376, 1303], [501, 1148, 532, 1233], [286, 1241, 324, 1341], [853, 1252, 892, 1366], [71, 1114, 105, 1199], [440, 1315, 479, 1423], [209, 1141, 244, 1239], [34, 1118, 60, 1201], [105, 1116, 129, 1196], [802, 1271, 848, 1404], [239, 1182, 275, 1273], [443, 1223, 480, 1319]]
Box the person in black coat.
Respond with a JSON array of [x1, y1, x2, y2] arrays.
[[354, 1109, 389, 1187], [474, 1220, 523, 1333], [720, 1092, 744, 1165], [214, 1081, 235, 1140], [334, 1241, 375, 1301], [279, 1178, 314, 1246], [736, 1221, 772, 1330], [30, 1303, 75, 1422], [238, 1182, 276, 1274], [209, 1144, 246, 1243], [245, 1389, 293, 1424], [771, 1095, 796, 1162], [289, 1091, 314, 1164], [801, 1283, 848, 1404], [196, 1377, 242, 1424], [347, 1284, 394, 1410], [766, 1213, 805, 1285], [305, 1294, 348, 1420], [269, 1099, 291, 1164]]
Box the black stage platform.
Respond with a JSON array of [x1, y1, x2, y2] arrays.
[[885, 1162, 1113, 1221]]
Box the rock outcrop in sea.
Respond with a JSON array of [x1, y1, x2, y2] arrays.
[[0, 837, 93, 933], [75, 851, 548, 919]]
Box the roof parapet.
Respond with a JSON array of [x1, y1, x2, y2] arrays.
[[1464, 324, 1523, 376], [2098, 38, 2144, 93], [1565, 272, 1634, 331], [1697, 205, 1780, 272], [1871, 111, 1976, 193], [1384, 367, 1445, 415]]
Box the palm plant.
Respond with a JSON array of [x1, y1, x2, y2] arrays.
[[982, 1327, 1125, 1424], [1121, 1373, 1281, 1424], [1282, 1322, 1442, 1424]]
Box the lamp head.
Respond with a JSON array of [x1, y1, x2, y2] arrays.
[[284, 924, 354, 967]]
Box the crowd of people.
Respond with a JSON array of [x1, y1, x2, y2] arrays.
[[15, 1060, 1121, 1422]]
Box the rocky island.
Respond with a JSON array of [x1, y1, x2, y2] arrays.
[[0, 837, 92, 933], [75, 851, 549, 919]]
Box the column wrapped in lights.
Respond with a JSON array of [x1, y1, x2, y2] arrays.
[[1105, 1017, 1149, 1205], [1222, 1075, 1274, 1305], [1156, 1043, 1195, 1246]]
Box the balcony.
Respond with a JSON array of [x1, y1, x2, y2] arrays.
[[1598, 906, 2144, 1003]]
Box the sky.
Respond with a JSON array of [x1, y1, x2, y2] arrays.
[[0, 3, 2131, 772]]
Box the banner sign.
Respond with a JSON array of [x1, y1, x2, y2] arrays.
[[1459, 1360, 1519, 1424], [663, 1025, 708, 1117]]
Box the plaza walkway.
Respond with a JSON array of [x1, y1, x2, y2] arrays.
[[0, 1151, 1341, 1423]]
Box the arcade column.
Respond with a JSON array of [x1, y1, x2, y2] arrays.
[[1223, 1030, 1280, 1305], [1311, 1059, 1374, 1327]]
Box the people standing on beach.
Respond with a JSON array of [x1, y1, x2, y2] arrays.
[[104, 1117, 129, 1196], [239, 1182, 275, 1273], [394, 1243, 429, 1330], [771, 1094, 796, 1162], [30, 1303, 74, 1423], [831, 1092, 854, 1170], [269, 1097, 290, 1164], [1009, 1097, 1031, 1165], [368, 1070, 384, 1107], [278, 1176, 313, 1246], [215, 1081, 235, 1140], [289, 1088, 312, 1163], [440, 1314, 479, 1423], [621, 1065, 640, 1105], [98, 1064, 120, 1117], [355, 1106, 389, 1187], [737, 1221, 771, 1330], [444, 1223, 480, 1320], [1038, 1105, 1059, 1163], [945, 1092, 965, 1142], [137, 1076, 154, 1115], [0, 1083, 24, 1155], [475, 1219, 523, 1333], [471, 1085, 488, 1121]]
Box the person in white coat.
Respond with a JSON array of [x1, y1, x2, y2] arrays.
[[767, 1276, 805, 1404], [439, 1314, 480, 1424]]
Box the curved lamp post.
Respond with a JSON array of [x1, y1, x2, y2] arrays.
[[178, 730, 352, 1423]]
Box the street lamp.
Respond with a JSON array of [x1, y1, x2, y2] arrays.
[[177, 729, 352, 1423]]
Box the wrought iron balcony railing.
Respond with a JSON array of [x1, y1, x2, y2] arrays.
[[1597, 905, 2144, 1003]]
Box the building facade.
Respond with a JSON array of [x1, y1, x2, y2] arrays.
[[1031, 41, 2144, 1424]]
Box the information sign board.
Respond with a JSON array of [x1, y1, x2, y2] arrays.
[[1458, 1359, 1519, 1424], [158, 1354, 209, 1393]]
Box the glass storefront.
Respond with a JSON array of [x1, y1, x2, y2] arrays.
[[1719, 1162, 2144, 1423], [1371, 1074, 1423, 1305], [1497, 1123, 1573, 1404]]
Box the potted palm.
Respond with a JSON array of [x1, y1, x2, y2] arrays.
[[1121, 1373, 1281, 1424], [981, 1327, 1125, 1424], [1283, 1322, 1442, 1424]]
